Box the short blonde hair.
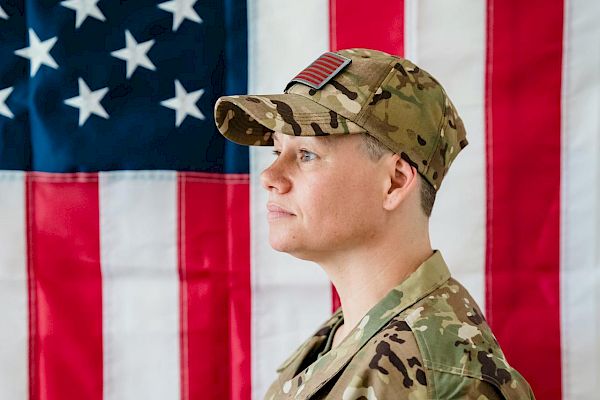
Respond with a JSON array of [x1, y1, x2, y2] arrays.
[[358, 133, 436, 217]]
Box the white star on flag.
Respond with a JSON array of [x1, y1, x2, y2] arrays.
[[0, 87, 15, 119], [64, 78, 109, 126], [110, 30, 156, 79], [160, 80, 205, 127], [60, 0, 106, 29], [0, 6, 8, 20], [158, 0, 202, 31], [14, 29, 59, 77]]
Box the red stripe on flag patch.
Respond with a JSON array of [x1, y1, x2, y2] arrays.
[[301, 67, 329, 80], [330, 0, 405, 55], [485, 0, 563, 398], [178, 172, 251, 400], [320, 53, 346, 66], [308, 65, 335, 79], [288, 52, 351, 90], [294, 72, 324, 85], [312, 60, 337, 72], [26, 173, 103, 400]]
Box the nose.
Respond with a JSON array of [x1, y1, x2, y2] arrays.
[[260, 157, 292, 194]]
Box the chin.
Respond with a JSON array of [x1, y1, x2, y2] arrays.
[[268, 234, 297, 254], [269, 237, 327, 263], [268, 232, 309, 259]]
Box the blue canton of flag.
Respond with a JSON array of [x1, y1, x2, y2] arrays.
[[0, 0, 249, 173]]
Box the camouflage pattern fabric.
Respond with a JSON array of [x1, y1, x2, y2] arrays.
[[263, 251, 535, 400], [214, 48, 468, 190]]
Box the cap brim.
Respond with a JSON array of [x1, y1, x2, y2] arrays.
[[214, 93, 366, 146]]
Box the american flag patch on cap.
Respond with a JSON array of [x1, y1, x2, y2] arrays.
[[286, 52, 352, 90]]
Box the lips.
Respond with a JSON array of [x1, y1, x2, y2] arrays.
[[267, 203, 295, 214]]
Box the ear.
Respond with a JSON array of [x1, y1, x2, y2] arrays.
[[382, 153, 419, 211]]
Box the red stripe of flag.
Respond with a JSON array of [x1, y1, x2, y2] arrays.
[[27, 173, 103, 400], [485, 0, 563, 398], [329, 0, 405, 312], [329, 0, 405, 55], [179, 173, 250, 400]]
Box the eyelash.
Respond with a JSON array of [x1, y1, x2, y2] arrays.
[[271, 149, 317, 162]]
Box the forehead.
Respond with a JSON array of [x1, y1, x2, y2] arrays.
[[272, 132, 338, 147]]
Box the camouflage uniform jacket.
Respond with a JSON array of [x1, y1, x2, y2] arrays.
[[264, 250, 535, 399]]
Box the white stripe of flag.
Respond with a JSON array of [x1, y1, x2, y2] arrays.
[[0, 172, 28, 399], [404, 0, 487, 309], [100, 171, 181, 400], [560, 0, 600, 398]]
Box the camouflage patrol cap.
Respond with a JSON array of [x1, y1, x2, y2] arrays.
[[214, 48, 468, 190]]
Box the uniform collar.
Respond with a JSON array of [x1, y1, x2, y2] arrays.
[[288, 250, 451, 400]]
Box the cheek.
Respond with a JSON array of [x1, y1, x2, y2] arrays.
[[305, 172, 381, 228]]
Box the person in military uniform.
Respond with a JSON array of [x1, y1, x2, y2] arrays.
[[214, 48, 535, 399]]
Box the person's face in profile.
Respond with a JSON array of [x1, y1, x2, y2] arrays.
[[260, 132, 390, 261]]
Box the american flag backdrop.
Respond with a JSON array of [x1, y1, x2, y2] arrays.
[[0, 0, 598, 399]]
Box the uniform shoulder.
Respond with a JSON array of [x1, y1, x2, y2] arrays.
[[323, 314, 514, 400], [401, 277, 535, 399]]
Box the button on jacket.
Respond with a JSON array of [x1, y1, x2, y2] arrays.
[[264, 250, 535, 399]]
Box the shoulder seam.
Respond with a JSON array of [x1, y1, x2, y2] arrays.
[[423, 361, 504, 388]]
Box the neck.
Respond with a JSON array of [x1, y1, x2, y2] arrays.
[[317, 229, 433, 341]]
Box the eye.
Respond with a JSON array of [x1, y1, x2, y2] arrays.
[[271, 149, 317, 162], [299, 149, 317, 162]]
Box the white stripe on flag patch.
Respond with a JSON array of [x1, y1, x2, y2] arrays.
[[561, 0, 600, 397], [248, 1, 332, 399], [404, 0, 487, 308], [99, 171, 180, 400], [0, 171, 27, 400]]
